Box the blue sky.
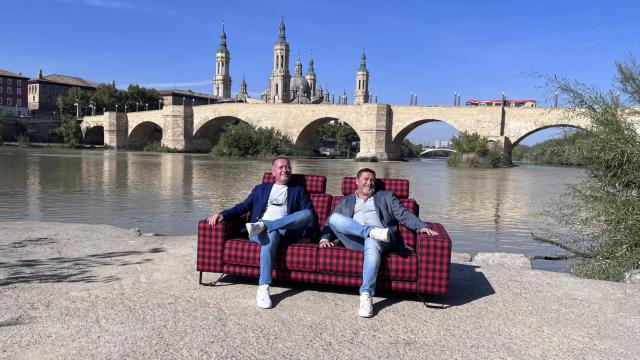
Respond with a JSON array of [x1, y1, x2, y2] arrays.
[[3, 0, 639, 145]]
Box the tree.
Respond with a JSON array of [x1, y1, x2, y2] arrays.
[[318, 122, 359, 158], [535, 53, 640, 281], [53, 115, 83, 147], [211, 121, 292, 157], [447, 131, 501, 167]]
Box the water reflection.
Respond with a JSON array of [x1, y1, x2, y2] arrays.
[[0, 147, 583, 271]]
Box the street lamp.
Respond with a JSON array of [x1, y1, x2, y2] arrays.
[[125, 105, 128, 113], [74, 98, 80, 119], [145, 103, 149, 111], [501, 92, 507, 107], [115, 104, 118, 113], [159, 99, 162, 109], [136, 101, 140, 111]]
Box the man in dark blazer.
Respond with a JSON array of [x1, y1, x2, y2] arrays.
[[319, 168, 438, 318], [207, 157, 316, 309]]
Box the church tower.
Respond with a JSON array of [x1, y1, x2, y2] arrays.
[[306, 55, 317, 99], [354, 50, 370, 105], [268, 18, 291, 103], [237, 74, 248, 101], [213, 24, 232, 98]]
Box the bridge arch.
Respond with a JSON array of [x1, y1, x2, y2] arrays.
[[511, 124, 587, 147], [128, 121, 163, 150], [192, 116, 250, 153], [83, 126, 104, 145], [293, 117, 362, 156], [391, 119, 460, 145]]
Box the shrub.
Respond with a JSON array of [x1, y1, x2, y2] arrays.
[[537, 53, 640, 281], [53, 116, 83, 148], [211, 121, 293, 157], [447, 131, 501, 167], [143, 141, 182, 153]]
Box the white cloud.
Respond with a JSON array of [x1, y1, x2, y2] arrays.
[[52, 0, 178, 16]]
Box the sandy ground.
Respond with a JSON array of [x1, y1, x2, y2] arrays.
[[1, 221, 639, 359]]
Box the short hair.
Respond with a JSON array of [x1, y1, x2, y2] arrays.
[[357, 168, 376, 179], [272, 156, 291, 166]]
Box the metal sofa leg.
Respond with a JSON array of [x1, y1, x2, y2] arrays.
[[416, 290, 447, 309], [199, 272, 225, 287]]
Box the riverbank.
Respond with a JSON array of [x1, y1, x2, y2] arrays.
[[1, 221, 638, 359]]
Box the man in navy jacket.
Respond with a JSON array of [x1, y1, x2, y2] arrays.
[[207, 157, 315, 309]]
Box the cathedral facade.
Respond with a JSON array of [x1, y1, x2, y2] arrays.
[[213, 19, 370, 105]]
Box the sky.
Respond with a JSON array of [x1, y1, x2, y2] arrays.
[[3, 0, 639, 145]]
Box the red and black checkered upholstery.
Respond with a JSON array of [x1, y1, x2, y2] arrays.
[[341, 177, 410, 199], [262, 173, 326, 194], [197, 173, 451, 296]]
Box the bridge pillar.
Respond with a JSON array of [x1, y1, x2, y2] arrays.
[[488, 136, 513, 166], [103, 112, 128, 149], [355, 104, 399, 160], [162, 104, 194, 151]]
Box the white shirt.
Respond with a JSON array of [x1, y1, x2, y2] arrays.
[[261, 184, 288, 221]]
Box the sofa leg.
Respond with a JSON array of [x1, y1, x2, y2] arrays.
[[416, 290, 447, 309], [199, 272, 225, 287]]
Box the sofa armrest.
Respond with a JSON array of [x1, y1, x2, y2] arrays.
[[197, 218, 245, 273], [415, 222, 452, 295]]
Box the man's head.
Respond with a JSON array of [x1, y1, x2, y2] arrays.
[[272, 157, 292, 185], [356, 168, 376, 198]]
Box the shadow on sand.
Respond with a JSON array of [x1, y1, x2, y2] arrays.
[[198, 263, 495, 313], [0, 247, 166, 286]]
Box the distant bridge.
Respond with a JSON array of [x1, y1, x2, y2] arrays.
[[420, 148, 456, 155], [80, 102, 598, 162]]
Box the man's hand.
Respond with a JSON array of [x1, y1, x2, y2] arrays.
[[207, 213, 224, 226], [319, 240, 335, 248], [418, 227, 439, 236]]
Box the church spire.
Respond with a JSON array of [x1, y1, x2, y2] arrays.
[[218, 22, 229, 54], [294, 53, 302, 76], [307, 53, 315, 76], [277, 15, 287, 44], [359, 49, 367, 72]]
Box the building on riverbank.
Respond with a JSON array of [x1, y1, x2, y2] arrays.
[[27, 69, 98, 117], [0, 69, 29, 117]]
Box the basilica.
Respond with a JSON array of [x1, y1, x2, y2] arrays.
[[212, 19, 371, 105]]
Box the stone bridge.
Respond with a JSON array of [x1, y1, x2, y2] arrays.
[[80, 103, 591, 161]]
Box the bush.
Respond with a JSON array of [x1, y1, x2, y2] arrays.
[[16, 134, 30, 147], [53, 116, 83, 148], [211, 121, 292, 157], [143, 141, 182, 153], [447, 131, 501, 167], [538, 53, 640, 281], [513, 131, 590, 166]]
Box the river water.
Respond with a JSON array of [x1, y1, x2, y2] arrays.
[[0, 147, 585, 272]]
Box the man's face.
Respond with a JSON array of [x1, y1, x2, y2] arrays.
[[272, 159, 292, 185], [356, 171, 376, 197]]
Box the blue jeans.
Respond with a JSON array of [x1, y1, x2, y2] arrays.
[[327, 213, 391, 296], [249, 209, 313, 285]]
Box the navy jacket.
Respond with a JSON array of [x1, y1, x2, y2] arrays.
[[221, 182, 318, 232]]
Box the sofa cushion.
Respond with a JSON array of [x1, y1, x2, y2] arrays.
[[317, 246, 417, 282], [223, 239, 317, 272], [262, 173, 326, 194], [341, 177, 409, 199]]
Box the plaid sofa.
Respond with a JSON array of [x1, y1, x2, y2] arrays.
[[197, 173, 451, 296]]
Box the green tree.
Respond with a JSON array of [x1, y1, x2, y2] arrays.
[[53, 116, 83, 147], [447, 131, 501, 167], [318, 122, 359, 158], [211, 121, 292, 157], [401, 139, 423, 158], [536, 53, 640, 281]]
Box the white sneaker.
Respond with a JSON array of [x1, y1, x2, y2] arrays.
[[359, 293, 373, 318], [369, 227, 390, 243], [246, 221, 265, 238], [256, 284, 272, 309]]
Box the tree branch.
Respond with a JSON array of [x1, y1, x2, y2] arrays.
[[530, 232, 593, 258]]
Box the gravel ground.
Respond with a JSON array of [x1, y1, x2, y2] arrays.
[[1, 221, 638, 359]]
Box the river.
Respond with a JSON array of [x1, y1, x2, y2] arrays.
[[0, 147, 585, 272]]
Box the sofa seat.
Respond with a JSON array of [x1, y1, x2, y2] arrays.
[[318, 246, 418, 282], [224, 240, 317, 272]]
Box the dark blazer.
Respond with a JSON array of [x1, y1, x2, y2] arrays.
[[221, 182, 318, 232], [322, 190, 430, 249]]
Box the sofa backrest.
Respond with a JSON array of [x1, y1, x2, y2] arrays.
[[341, 177, 410, 199], [263, 173, 327, 194]]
